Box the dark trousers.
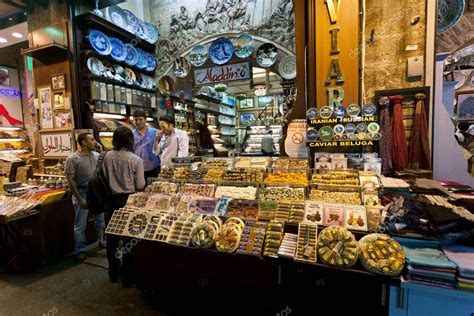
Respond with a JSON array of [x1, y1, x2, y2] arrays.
[[144, 166, 160, 182], [105, 193, 131, 280], [262, 150, 274, 157]]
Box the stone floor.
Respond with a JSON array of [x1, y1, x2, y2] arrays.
[[0, 246, 167, 316]]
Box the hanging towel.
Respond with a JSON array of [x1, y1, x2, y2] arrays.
[[390, 95, 409, 170], [379, 96, 393, 174], [409, 93, 431, 169]]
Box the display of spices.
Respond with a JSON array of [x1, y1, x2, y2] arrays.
[[309, 189, 361, 205], [265, 172, 308, 186], [222, 168, 264, 183], [261, 187, 305, 201]]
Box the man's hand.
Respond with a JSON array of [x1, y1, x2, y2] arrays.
[[95, 140, 103, 153], [79, 198, 88, 209], [156, 130, 164, 139]]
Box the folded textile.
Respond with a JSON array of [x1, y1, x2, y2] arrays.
[[458, 282, 474, 290], [402, 243, 457, 269], [408, 276, 456, 288], [441, 245, 474, 276], [407, 266, 456, 281]]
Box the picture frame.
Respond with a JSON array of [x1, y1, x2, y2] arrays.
[[38, 85, 54, 129], [53, 90, 65, 109], [240, 113, 255, 125], [53, 109, 74, 129], [51, 73, 66, 91], [455, 91, 474, 121], [258, 95, 274, 108], [239, 96, 254, 109], [39, 130, 74, 158]]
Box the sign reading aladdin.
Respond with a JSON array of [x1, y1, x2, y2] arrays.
[[194, 62, 251, 85]]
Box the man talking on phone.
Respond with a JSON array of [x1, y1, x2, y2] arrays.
[[153, 115, 189, 168]]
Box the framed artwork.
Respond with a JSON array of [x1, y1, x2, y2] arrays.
[[39, 130, 74, 158], [51, 73, 66, 91], [38, 85, 54, 129], [53, 109, 74, 129], [239, 96, 254, 109], [456, 91, 474, 121], [240, 113, 255, 125], [53, 90, 65, 109], [258, 95, 274, 108]]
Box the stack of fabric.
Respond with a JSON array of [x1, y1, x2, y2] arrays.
[[399, 239, 457, 289], [442, 245, 474, 291]]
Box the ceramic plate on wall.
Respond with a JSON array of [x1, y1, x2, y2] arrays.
[[124, 44, 139, 66], [256, 43, 278, 67], [437, 0, 465, 33], [209, 38, 234, 65], [190, 44, 208, 67], [233, 34, 254, 59], [87, 57, 105, 77], [124, 68, 136, 85], [113, 65, 126, 82], [136, 48, 148, 69], [279, 55, 296, 80], [145, 53, 157, 72], [88, 30, 112, 56], [143, 22, 159, 44], [158, 75, 175, 94], [107, 6, 128, 30], [174, 57, 190, 78], [109, 37, 127, 62], [123, 9, 139, 34]]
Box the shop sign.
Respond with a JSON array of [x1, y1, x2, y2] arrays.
[[285, 120, 308, 157], [194, 62, 251, 85], [308, 115, 376, 125], [308, 141, 374, 147]]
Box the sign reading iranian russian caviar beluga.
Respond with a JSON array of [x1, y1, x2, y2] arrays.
[[194, 62, 251, 85]]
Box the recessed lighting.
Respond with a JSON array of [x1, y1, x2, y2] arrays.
[[11, 32, 23, 38], [0, 38, 7, 43]]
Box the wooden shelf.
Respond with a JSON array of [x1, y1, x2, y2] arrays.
[[21, 42, 68, 61], [77, 13, 156, 52], [195, 94, 222, 104]]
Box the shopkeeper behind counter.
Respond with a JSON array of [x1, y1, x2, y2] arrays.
[[153, 115, 189, 168], [132, 110, 160, 179]]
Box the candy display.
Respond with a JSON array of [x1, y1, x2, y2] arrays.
[[310, 190, 361, 205], [155, 212, 181, 242], [261, 187, 305, 201], [167, 213, 202, 246], [126, 193, 149, 208], [259, 200, 278, 221], [304, 201, 324, 225], [186, 169, 206, 180], [191, 221, 218, 248], [179, 183, 215, 197], [159, 167, 174, 178], [189, 197, 218, 214], [265, 172, 308, 186], [145, 181, 179, 195], [345, 206, 368, 231], [272, 158, 309, 170], [324, 204, 345, 226], [215, 197, 231, 217], [278, 233, 298, 259], [175, 195, 193, 212], [224, 217, 245, 232], [216, 226, 242, 252], [203, 214, 223, 231], [145, 194, 172, 210], [311, 171, 360, 186], [263, 221, 284, 258], [173, 167, 191, 180], [317, 226, 359, 268], [214, 186, 257, 200], [223, 168, 264, 182], [236, 222, 266, 256], [359, 234, 405, 276], [203, 168, 225, 181], [235, 157, 270, 169], [295, 224, 318, 264], [275, 200, 291, 222], [289, 200, 305, 223], [226, 199, 259, 220], [204, 159, 231, 168]]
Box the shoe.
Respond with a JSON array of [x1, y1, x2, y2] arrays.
[[0, 104, 23, 125], [77, 251, 87, 262]]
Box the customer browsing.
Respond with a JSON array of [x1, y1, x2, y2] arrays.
[[153, 115, 189, 168]]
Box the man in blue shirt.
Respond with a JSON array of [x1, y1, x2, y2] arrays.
[[132, 110, 160, 180]]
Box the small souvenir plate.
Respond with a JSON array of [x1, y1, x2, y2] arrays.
[[123, 9, 139, 34], [256, 43, 278, 67], [356, 123, 367, 133], [279, 55, 297, 80], [136, 48, 147, 69], [469, 124, 474, 136], [367, 122, 380, 133], [88, 30, 112, 56], [345, 123, 356, 134], [190, 45, 208, 67], [366, 133, 374, 141], [362, 103, 377, 116], [334, 124, 345, 135], [306, 129, 319, 142], [349, 134, 357, 141], [320, 106, 333, 119], [306, 107, 318, 119], [357, 133, 366, 140], [233, 34, 254, 59], [124, 68, 136, 85], [209, 37, 234, 65], [173, 57, 190, 78], [334, 105, 347, 118], [373, 133, 382, 140], [318, 126, 334, 142], [124, 44, 139, 66], [109, 37, 127, 62], [145, 53, 157, 72], [87, 57, 105, 77], [334, 134, 342, 141], [158, 76, 175, 94], [347, 104, 361, 117], [107, 5, 128, 30], [341, 135, 349, 141]]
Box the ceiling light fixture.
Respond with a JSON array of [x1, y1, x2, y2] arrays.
[[11, 32, 23, 38], [0, 38, 8, 43]]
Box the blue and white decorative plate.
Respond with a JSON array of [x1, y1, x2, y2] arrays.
[[279, 55, 297, 80], [437, 0, 465, 34], [136, 20, 145, 40], [334, 124, 345, 135], [88, 30, 112, 56], [174, 57, 190, 78], [107, 5, 128, 30], [334, 105, 347, 118], [190, 45, 208, 67], [145, 53, 157, 72], [123, 9, 139, 34], [345, 123, 356, 134], [362, 103, 377, 116], [136, 48, 147, 69], [87, 57, 105, 77], [233, 34, 254, 59], [256, 43, 278, 67], [124, 44, 139, 66], [109, 37, 127, 62], [209, 38, 234, 65], [143, 22, 159, 44], [306, 107, 318, 119]]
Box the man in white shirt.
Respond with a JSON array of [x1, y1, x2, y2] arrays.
[[153, 115, 189, 168]]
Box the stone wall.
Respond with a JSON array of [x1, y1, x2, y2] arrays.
[[363, 0, 427, 103]]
